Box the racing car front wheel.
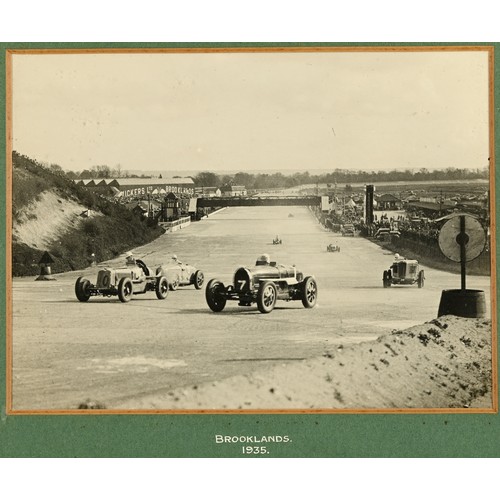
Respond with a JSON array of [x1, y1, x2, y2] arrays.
[[383, 270, 392, 288], [118, 277, 133, 302], [75, 277, 91, 302], [156, 276, 169, 299], [206, 279, 227, 312], [418, 270, 425, 288], [257, 281, 277, 313], [301, 276, 317, 308], [194, 270, 205, 290]]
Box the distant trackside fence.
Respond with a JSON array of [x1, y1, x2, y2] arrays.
[[158, 216, 191, 232]]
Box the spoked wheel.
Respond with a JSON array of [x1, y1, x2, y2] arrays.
[[301, 276, 318, 308], [75, 277, 91, 302], [205, 279, 227, 312], [118, 277, 133, 302], [257, 281, 277, 313], [193, 270, 205, 290], [156, 276, 169, 299]]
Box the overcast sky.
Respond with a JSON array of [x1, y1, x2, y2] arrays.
[[11, 49, 490, 175]]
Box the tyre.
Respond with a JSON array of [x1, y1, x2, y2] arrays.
[[383, 270, 389, 288], [257, 281, 277, 313], [205, 279, 227, 312], [75, 277, 91, 302], [301, 276, 318, 308], [169, 275, 179, 291], [155, 276, 169, 299], [118, 277, 133, 302], [418, 270, 425, 288], [383, 270, 392, 287], [193, 270, 205, 290]]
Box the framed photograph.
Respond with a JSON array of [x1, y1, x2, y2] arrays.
[[1, 43, 498, 457]]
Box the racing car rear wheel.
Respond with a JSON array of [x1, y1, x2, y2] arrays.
[[118, 277, 133, 302], [155, 276, 169, 299], [206, 279, 227, 312], [193, 270, 205, 290], [257, 281, 277, 313], [418, 270, 425, 288], [75, 277, 91, 302], [301, 276, 317, 308]]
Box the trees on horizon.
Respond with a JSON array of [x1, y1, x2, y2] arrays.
[[12, 151, 489, 190]]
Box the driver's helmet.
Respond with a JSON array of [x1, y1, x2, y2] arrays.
[[256, 253, 271, 265], [125, 251, 135, 264], [171, 254, 178, 261]]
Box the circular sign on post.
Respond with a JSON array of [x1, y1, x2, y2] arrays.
[[438, 215, 486, 262]]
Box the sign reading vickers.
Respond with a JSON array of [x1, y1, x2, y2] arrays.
[[121, 184, 194, 197]]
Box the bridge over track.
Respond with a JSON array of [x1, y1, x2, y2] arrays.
[[197, 195, 321, 208]]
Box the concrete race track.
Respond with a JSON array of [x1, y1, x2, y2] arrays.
[[10, 206, 491, 410]]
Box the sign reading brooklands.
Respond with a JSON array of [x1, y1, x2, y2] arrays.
[[120, 184, 195, 197]]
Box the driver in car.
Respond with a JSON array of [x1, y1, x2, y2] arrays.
[[255, 254, 271, 266], [125, 251, 136, 265]]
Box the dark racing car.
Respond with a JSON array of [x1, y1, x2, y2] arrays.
[[205, 254, 318, 314]]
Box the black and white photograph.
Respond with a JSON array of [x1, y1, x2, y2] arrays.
[[7, 46, 495, 413]]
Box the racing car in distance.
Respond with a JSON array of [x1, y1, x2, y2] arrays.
[[156, 256, 205, 291], [326, 243, 340, 252], [341, 223, 356, 236], [205, 255, 318, 314], [75, 259, 169, 303]]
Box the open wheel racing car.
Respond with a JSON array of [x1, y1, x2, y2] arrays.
[[205, 259, 318, 314], [75, 259, 169, 303]]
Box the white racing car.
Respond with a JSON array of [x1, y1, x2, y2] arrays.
[[156, 256, 205, 291]]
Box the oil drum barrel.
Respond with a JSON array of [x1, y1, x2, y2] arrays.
[[438, 289, 486, 318]]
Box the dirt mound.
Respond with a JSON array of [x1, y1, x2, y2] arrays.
[[115, 315, 492, 410], [13, 189, 100, 250]]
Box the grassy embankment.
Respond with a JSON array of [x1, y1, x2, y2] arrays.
[[12, 152, 165, 276]]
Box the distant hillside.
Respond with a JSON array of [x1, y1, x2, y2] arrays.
[[12, 152, 164, 276]]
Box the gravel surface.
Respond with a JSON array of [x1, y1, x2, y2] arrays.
[[115, 315, 492, 410]]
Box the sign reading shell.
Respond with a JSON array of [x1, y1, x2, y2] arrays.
[[438, 214, 486, 262]]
